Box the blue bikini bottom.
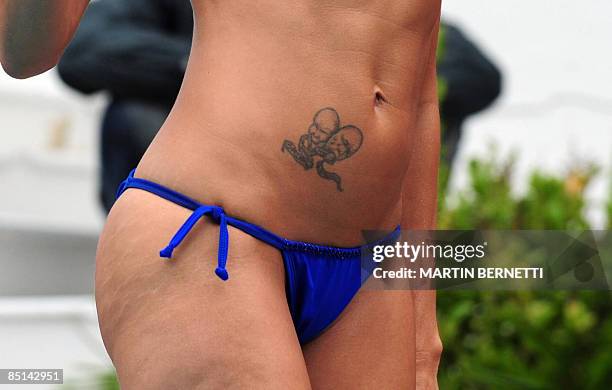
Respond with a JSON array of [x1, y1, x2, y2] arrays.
[[116, 169, 399, 344]]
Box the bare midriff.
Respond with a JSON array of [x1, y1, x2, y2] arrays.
[[136, 0, 440, 246]]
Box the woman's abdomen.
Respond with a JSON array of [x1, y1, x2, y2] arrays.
[[135, 5, 433, 246]]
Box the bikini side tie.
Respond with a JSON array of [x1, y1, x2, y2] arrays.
[[159, 205, 230, 281]]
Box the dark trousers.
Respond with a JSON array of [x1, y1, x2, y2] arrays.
[[100, 100, 170, 213]]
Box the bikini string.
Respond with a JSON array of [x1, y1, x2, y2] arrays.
[[159, 205, 230, 281]]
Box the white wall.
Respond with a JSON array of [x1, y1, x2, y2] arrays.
[[442, 0, 612, 227], [0, 71, 105, 231], [0, 71, 110, 386]]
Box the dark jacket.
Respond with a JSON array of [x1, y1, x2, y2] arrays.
[[58, 0, 193, 103], [438, 23, 502, 125], [437, 23, 502, 164]]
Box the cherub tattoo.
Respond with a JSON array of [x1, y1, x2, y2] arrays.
[[281, 107, 363, 192]]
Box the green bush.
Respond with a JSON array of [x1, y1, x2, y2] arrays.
[[437, 155, 612, 389], [60, 369, 119, 390]]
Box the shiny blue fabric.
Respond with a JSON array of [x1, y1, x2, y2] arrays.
[[117, 169, 400, 344]]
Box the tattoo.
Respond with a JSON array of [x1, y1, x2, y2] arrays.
[[281, 107, 363, 192]]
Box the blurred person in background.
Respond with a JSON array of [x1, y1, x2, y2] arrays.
[[57, 0, 193, 212], [57, 0, 500, 213], [437, 23, 502, 166]]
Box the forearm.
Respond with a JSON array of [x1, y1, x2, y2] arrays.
[[0, 0, 88, 78], [414, 291, 442, 390], [405, 105, 442, 390], [401, 19, 443, 390], [406, 112, 442, 390]]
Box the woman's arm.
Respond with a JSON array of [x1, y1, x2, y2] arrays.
[[401, 18, 443, 390], [0, 0, 89, 78]]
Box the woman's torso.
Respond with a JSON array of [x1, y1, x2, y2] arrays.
[[135, 0, 440, 245]]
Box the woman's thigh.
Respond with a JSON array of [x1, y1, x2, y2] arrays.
[[302, 290, 416, 389], [96, 190, 311, 389]]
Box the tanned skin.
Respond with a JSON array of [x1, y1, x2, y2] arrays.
[[0, 0, 88, 78], [1, 1, 442, 388]]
